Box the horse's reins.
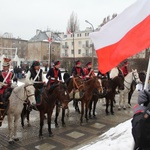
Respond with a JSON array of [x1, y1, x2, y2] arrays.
[[13, 84, 35, 102], [124, 72, 139, 90], [72, 77, 84, 90]]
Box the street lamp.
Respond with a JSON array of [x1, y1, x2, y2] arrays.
[[85, 20, 94, 68]]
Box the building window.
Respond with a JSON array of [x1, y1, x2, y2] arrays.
[[85, 33, 89, 36], [78, 41, 82, 46], [78, 49, 81, 54], [71, 49, 74, 54], [86, 40, 89, 47]]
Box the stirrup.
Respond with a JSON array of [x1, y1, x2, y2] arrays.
[[31, 103, 38, 111]]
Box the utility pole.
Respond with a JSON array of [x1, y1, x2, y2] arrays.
[[85, 20, 94, 68]]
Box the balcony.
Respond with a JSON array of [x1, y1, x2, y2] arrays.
[[62, 45, 69, 49], [61, 53, 69, 57]]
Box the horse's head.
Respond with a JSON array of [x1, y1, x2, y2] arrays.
[[139, 72, 146, 84], [57, 82, 70, 109], [117, 75, 124, 90], [24, 80, 35, 104], [92, 76, 103, 94], [132, 69, 140, 84]]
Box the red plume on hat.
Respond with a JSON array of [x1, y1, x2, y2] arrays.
[[75, 60, 81, 65], [86, 62, 92, 66], [54, 61, 60, 66], [3, 58, 11, 67]]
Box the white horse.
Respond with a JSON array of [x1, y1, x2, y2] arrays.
[[118, 69, 140, 110], [7, 80, 35, 144]]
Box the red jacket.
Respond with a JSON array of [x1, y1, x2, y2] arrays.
[[83, 67, 95, 79]]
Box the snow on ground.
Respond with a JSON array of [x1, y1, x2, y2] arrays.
[[78, 119, 135, 150], [78, 89, 140, 150]]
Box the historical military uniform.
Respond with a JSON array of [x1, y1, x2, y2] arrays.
[[83, 62, 95, 80], [26, 61, 45, 104], [71, 60, 85, 78], [46, 61, 62, 86]]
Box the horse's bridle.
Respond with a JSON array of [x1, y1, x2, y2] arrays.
[[124, 72, 139, 90], [13, 84, 35, 102], [132, 72, 139, 83]]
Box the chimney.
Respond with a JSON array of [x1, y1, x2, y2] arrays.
[[36, 29, 40, 36]]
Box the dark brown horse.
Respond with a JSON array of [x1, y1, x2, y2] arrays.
[[54, 76, 84, 127], [21, 82, 70, 137], [89, 75, 124, 116]]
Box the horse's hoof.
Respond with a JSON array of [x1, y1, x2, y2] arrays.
[[111, 112, 114, 115], [49, 133, 54, 137], [14, 138, 19, 141], [128, 104, 131, 108], [39, 135, 44, 139], [55, 124, 59, 128], [123, 107, 126, 110], [28, 123, 31, 127], [9, 140, 14, 144], [118, 107, 121, 111], [62, 123, 66, 127], [106, 112, 109, 115]]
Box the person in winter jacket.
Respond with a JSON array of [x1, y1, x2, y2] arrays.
[[132, 88, 150, 150]]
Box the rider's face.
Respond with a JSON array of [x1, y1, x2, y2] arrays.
[[34, 65, 40, 70]]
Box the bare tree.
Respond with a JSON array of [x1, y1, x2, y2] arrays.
[[99, 13, 117, 28], [67, 11, 79, 33]]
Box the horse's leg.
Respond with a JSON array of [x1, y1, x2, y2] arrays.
[[80, 101, 84, 125], [8, 114, 14, 144], [61, 108, 66, 127], [47, 111, 53, 137], [105, 99, 109, 115], [123, 92, 128, 110], [93, 98, 98, 117], [85, 101, 90, 122], [74, 100, 80, 113], [118, 92, 123, 110], [88, 100, 92, 119], [110, 98, 114, 115], [54, 105, 60, 127], [39, 111, 44, 138], [65, 107, 70, 117], [26, 109, 31, 127], [13, 114, 20, 141], [21, 105, 26, 128]]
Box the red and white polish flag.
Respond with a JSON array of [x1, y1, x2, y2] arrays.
[[90, 0, 150, 74]]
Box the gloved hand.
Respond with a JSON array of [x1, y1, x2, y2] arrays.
[[144, 109, 150, 119]]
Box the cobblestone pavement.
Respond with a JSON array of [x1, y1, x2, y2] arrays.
[[0, 80, 138, 150]]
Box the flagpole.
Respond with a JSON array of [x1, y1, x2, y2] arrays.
[[144, 55, 150, 90]]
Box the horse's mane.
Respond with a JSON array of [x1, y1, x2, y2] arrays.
[[13, 80, 34, 93]]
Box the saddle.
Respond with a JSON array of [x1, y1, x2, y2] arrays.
[[0, 88, 12, 126]]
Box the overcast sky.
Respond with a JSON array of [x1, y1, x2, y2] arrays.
[[0, 0, 136, 40]]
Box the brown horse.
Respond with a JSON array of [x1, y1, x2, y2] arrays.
[[54, 76, 84, 127], [78, 76, 103, 124], [21, 82, 69, 137], [89, 75, 124, 116], [33, 82, 69, 137]]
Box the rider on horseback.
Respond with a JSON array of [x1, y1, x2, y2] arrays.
[[0, 58, 17, 107], [83, 62, 95, 80], [120, 60, 129, 77], [46, 60, 62, 86], [26, 61, 46, 108], [71, 60, 85, 78], [46, 61, 62, 106]]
